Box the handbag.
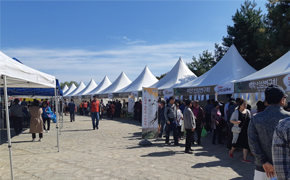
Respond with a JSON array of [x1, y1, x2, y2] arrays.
[[231, 111, 248, 134], [201, 126, 207, 137]]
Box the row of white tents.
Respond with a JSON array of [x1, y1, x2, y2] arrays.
[[63, 45, 290, 102]]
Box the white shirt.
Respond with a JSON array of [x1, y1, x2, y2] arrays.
[[177, 109, 183, 126]]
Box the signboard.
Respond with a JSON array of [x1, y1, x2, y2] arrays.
[[108, 93, 113, 99], [234, 74, 289, 93], [163, 88, 174, 100], [175, 86, 215, 96], [113, 92, 130, 98], [128, 92, 135, 113], [142, 88, 158, 139], [214, 83, 234, 95]]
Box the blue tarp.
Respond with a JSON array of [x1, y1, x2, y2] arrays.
[[0, 79, 63, 96]]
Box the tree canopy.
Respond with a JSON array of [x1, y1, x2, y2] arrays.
[[60, 81, 79, 90]]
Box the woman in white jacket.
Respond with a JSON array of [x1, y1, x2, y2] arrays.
[[229, 99, 252, 163]]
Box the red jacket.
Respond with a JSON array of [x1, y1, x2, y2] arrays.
[[90, 100, 100, 112]]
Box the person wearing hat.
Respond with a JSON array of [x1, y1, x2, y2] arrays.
[[90, 95, 102, 130], [248, 85, 290, 180]]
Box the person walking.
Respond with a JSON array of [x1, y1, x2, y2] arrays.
[[205, 100, 214, 132], [164, 96, 179, 146], [227, 98, 240, 150], [90, 95, 101, 130], [229, 99, 251, 163], [272, 116, 290, 180], [211, 101, 224, 145], [42, 101, 52, 133], [68, 99, 76, 122], [10, 99, 23, 135], [83, 101, 88, 116], [108, 101, 115, 120], [192, 100, 205, 145], [183, 100, 196, 154], [248, 85, 290, 180], [29, 100, 44, 142]]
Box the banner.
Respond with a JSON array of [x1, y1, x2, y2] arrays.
[[142, 87, 158, 139], [214, 83, 234, 95], [128, 92, 135, 113], [108, 93, 113, 99], [283, 73, 290, 91], [163, 88, 174, 100]]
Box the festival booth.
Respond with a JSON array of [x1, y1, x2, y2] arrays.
[[234, 50, 290, 101], [150, 57, 197, 100], [82, 75, 112, 100], [96, 71, 132, 99], [64, 81, 86, 98], [0, 51, 59, 180], [71, 79, 97, 104], [63, 83, 76, 97], [61, 85, 69, 94], [114, 66, 158, 113], [175, 45, 256, 106]]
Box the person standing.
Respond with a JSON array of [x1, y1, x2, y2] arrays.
[[229, 99, 251, 163], [29, 100, 44, 142], [158, 100, 166, 138], [248, 85, 290, 180], [205, 100, 214, 132], [211, 101, 224, 145], [137, 100, 142, 122], [83, 101, 88, 116], [164, 96, 179, 146], [79, 101, 83, 115], [68, 99, 76, 122], [10, 99, 23, 135], [90, 95, 101, 130], [272, 117, 290, 180], [42, 101, 52, 133], [226, 98, 240, 150], [183, 100, 196, 154], [100, 99, 105, 120], [176, 103, 183, 141], [192, 100, 205, 145], [21, 98, 27, 107]]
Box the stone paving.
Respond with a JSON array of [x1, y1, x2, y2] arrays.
[[0, 115, 255, 180]]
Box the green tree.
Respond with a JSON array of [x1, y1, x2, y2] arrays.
[[265, 0, 290, 62], [156, 73, 167, 80], [60, 81, 79, 89], [186, 50, 215, 77], [214, 43, 228, 62], [222, 0, 267, 70]]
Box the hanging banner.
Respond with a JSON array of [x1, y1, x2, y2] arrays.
[[206, 94, 209, 100], [201, 95, 204, 101], [283, 73, 290, 91], [128, 93, 135, 113], [108, 93, 113, 99], [261, 92, 265, 101], [214, 83, 234, 95], [189, 95, 192, 100], [163, 88, 174, 100], [142, 88, 159, 139], [180, 95, 183, 100]]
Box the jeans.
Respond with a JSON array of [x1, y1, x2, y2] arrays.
[[11, 116, 22, 135], [192, 124, 202, 144], [83, 108, 87, 116], [91, 112, 100, 129], [70, 111, 75, 122], [159, 119, 166, 137], [32, 133, 43, 139], [43, 117, 51, 131], [185, 129, 193, 151], [165, 121, 178, 145]]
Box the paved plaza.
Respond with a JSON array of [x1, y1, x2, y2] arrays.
[[0, 115, 255, 180]]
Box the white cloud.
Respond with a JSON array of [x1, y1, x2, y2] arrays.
[[2, 41, 215, 85]]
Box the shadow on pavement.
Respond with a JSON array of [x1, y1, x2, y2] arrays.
[[61, 129, 94, 132], [140, 150, 176, 157], [0, 129, 27, 145]]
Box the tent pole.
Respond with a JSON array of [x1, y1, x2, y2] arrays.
[[54, 88, 59, 152], [3, 75, 14, 180]]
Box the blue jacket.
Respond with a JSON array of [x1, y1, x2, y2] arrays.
[[68, 102, 75, 113], [42, 107, 52, 118]]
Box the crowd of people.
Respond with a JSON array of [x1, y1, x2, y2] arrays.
[[157, 85, 290, 180]]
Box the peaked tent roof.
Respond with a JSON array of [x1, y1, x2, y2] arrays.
[[150, 57, 197, 90], [65, 81, 86, 97], [180, 45, 256, 88], [63, 84, 77, 96], [86, 76, 112, 95], [0, 51, 55, 88], [99, 71, 132, 94], [72, 79, 97, 97], [118, 66, 158, 93], [236, 50, 290, 82], [62, 85, 69, 94]]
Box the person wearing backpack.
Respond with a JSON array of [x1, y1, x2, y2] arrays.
[[164, 96, 179, 146]]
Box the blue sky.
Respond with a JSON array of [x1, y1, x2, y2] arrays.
[[1, 0, 267, 85]]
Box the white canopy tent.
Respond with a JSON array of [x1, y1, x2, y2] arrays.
[[71, 79, 97, 99], [179, 45, 256, 94], [119, 66, 158, 93], [99, 71, 132, 95], [64, 81, 86, 97], [84, 76, 112, 98], [234, 50, 290, 92], [0, 51, 58, 180], [63, 84, 76, 97], [61, 85, 69, 94], [150, 57, 197, 90]]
